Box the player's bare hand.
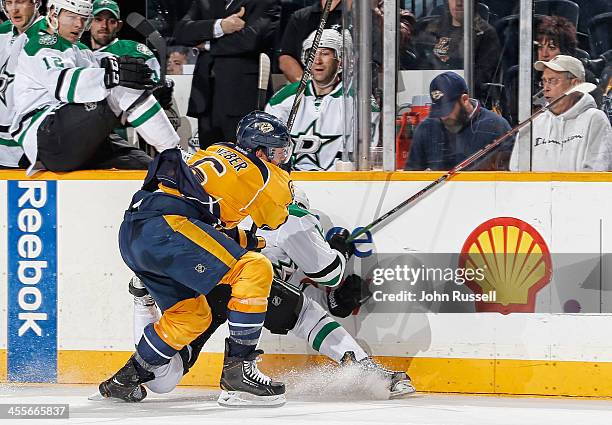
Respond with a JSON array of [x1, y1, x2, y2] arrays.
[[221, 7, 245, 34]]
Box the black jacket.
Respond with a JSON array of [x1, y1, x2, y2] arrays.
[[174, 0, 280, 118]]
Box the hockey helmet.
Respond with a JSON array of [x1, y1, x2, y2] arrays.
[[47, 0, 94, 30], [236, 111, 294, 165], [301, 28, 350, 66]]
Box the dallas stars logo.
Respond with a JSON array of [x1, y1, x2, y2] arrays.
[[292, 120, 341, 170], [0, 60, 15, 107]]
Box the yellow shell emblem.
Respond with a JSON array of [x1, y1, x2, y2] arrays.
[[459, 217, 552, 314]]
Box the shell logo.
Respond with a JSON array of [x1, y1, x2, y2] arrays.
[[458, 217, 552, 314]]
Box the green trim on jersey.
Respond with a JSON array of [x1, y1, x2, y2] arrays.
[[268, 81, 300, 106], [100, 39, 156, 61], [0, 137, 20, 147], [17, 108, 48, 147], [76, 41, 89, 50], [0, 20, 13, 35], [288, 203, 315, 218], [67, 68, 85, 102], [24, 32, 73, 56]]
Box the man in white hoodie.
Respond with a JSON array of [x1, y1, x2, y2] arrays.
[[510, 55, 612, 171]]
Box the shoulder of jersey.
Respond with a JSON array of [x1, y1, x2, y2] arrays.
[[268, 81, 301, 106], [0, 20, 13, 35], [107, 39, 155, 60], [75, 40, 90, 51], [288, 204, 316, 219], [24, 31, 73, 56]]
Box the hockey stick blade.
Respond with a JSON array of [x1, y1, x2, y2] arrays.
[[257, 53, 271, 110], [126, 12, 168, 83], [126, 12, 154, 37], [346, 82, 596, 242]]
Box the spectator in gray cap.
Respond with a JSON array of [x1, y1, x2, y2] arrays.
[[510, 55, 612, 171]]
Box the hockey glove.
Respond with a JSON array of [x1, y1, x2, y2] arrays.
[[102, 55, 155, 90], [327, 274, 372, 318], [328, 229, 355, 261], [152, 79, 174, 109]]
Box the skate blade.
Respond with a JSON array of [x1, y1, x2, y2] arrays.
[[389, 380, 416, 399], [88, 391, 107, 401], [87, 391, 130, 403], [217, 390, 286, 408]]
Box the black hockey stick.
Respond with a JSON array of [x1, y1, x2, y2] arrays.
[[346, 82, 597, 242], [257, 53, 271, 110], [286, 0, 334, 132], [126, 12, 167, 83]]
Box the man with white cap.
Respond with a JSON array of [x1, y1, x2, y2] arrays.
[[510, 55, 612, 171]]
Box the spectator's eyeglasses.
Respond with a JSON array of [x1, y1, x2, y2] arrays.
[[539, 76, 573, 88]]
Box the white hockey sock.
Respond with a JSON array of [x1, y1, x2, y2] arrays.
[[133, 296, 161, 346], [291, 295, 368, 363], [106, 86, 178, 152]]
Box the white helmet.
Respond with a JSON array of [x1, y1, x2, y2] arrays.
[[48, 0, 94, 30], [292, 184, 310, 210], [301, 28, 344, 66]]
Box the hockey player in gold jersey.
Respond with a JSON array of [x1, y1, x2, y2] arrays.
[[97, 111, 294, 407]]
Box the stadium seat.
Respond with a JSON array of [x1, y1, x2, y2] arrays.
[[588, 12, 612, 58], [534, 0, 579, 27]]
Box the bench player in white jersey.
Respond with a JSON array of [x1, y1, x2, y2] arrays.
[[11, 0, 178, 175], [0, 0, 44, 167], [265, 29, 379, 171], [128, 186, 416, 399]]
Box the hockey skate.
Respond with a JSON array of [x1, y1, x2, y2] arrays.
[[341, 351, 416, 398], [94, 354, 155, 402], [218, 339, 286, 407]]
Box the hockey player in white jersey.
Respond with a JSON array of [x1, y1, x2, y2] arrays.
[[265, 29, 379, 171], [127, 186, 415, 399], [0, 0, 44, 167], [11, 0, 178, 175]]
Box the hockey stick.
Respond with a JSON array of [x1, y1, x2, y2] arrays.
[[346, 82, 597, 242], [257, 53, 271, 110], [126, 12, 167, 83], [286, 0, 334, 132]]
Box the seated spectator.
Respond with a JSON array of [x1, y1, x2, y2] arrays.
[[278, 0, 343, 83], [167, 49, 189, 75], [532, 15, 602, 107], [510, 55, 612, 171], [603, 68, 612, 125], [405, 72, 512, 171], [534, 15, 577, 62], [413, 0, 501, 103], [266, 29, 377, 171]]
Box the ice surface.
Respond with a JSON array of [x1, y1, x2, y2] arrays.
[[1, 379, 612, 425]]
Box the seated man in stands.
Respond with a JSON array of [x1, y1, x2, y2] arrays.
[[413, 0, 501, 103], [510, 55, 612, 171], [405, 72, 511, 171]]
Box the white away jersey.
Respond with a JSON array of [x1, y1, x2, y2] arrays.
[[265, 80, 379, 171], [0, 17, 44, 166], [259, 204, 345, 289], [93, 38, 161, 82], [12, 24, 107, 173]]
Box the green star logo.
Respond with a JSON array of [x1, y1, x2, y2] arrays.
[[292, 120, 342, 170], [0, 60, 15, 107]]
